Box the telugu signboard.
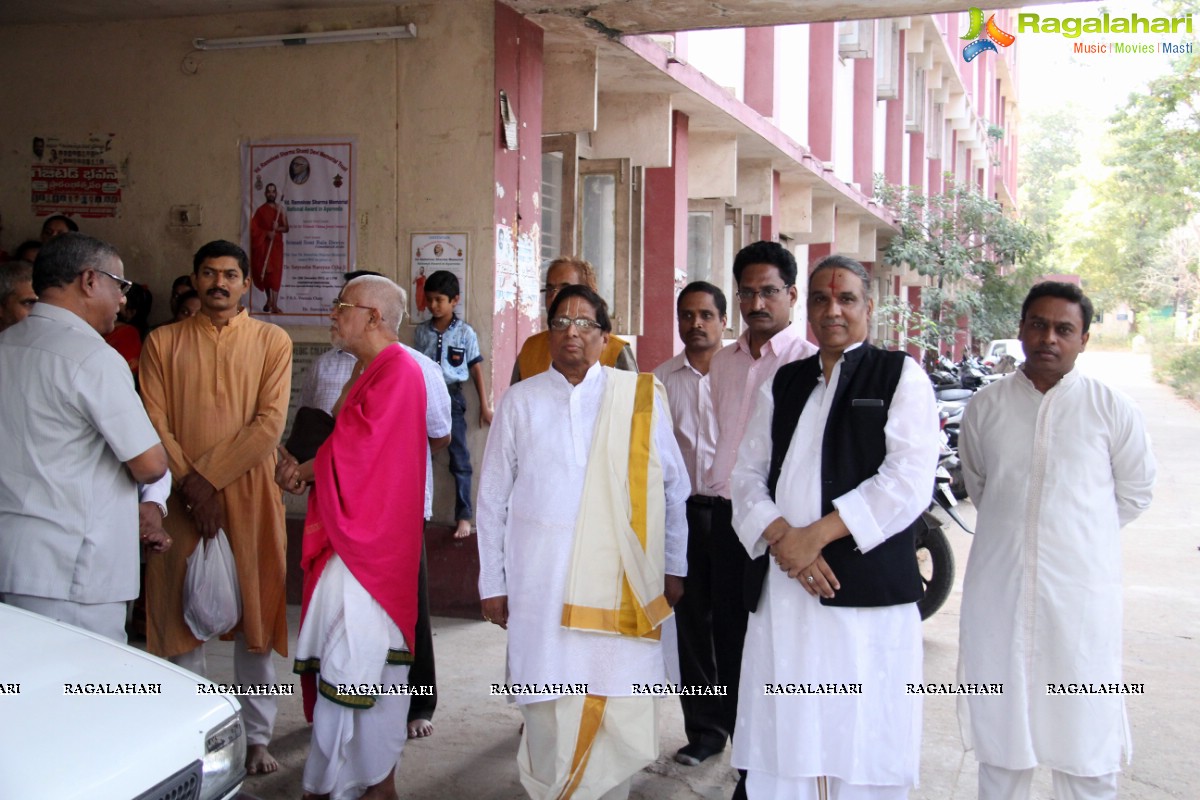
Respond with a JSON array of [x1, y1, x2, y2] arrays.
[[29, 134, 122, 219]]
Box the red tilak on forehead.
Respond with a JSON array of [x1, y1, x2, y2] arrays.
[[827, 271, 840, 292]]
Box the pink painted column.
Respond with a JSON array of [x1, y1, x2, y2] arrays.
[[954, 313, 969, 360], [744, 27, 778, 119], [808, 23, 836, 163], [852, 54, 876, 192], [759, 170, 780, 242], [637, 111, 689, 371], [908, 133, 926, 192], [492, 1, 543, 396], [883, 31, 906, 188]]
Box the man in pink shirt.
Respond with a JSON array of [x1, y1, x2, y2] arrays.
[[700, 241, 816, 763], [653, 281, 726, 766]]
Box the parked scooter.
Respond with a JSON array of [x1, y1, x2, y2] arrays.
[[916, 442, 973, 620]]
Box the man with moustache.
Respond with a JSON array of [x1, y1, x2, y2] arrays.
[[731, 254, 938, 799], [140, 239, 292, 775], [652, 281, 730, 765], [0, 234, 169, 641], [958, 282, 1155, 800], [700, 241, 816, 760]]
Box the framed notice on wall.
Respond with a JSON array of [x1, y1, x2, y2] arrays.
[[241, 138, 357, 326], [410, 232, 468, 323]]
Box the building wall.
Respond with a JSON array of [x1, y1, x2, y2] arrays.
[[0, 1, 501, 525]]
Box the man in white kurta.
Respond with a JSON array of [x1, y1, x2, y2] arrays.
[[731, 257, 938, 799], [958, 282, 1155, 800], [477, 286, 689, 800]]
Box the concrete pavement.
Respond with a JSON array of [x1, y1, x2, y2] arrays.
[[211, 350, 1195, 799]]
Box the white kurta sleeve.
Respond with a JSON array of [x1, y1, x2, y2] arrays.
[[476, 391, 518, 599], [731, 380, 780, 559], [655, 393, 690, 577], [958, 387, 988, 505], [1111, 400, 1156, 527], [139, 469, 172, 517], [832, 357, 940, 553]]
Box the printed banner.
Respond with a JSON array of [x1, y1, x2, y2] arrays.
[[30, 134, 122, 219], [241, 139, 356, 325]]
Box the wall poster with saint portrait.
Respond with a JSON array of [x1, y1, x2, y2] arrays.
[[241, 138, 357, 326]]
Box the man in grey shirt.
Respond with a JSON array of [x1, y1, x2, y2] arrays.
[[0, 233, 169, 642]]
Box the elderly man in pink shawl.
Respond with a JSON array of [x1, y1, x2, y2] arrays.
[[277, 275, 427, 800]]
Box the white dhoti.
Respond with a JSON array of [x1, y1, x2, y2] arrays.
[[518, 695, 658, 800], [296, 555, 411, 800]]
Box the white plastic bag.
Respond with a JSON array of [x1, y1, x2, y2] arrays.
[[183, 528, 242, 641]]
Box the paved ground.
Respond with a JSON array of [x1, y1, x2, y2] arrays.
[[213, 350, 1196, 799]]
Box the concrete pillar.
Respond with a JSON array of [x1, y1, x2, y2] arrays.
[[638, 111, 689, 371], [883, 31, 906, 187], [744, 26, 778, 120], [906, 285, 922, 359], [542, 45, 597, 134], [760, 170, 780, 241], [908, 132, 925, 191], [852, 54, 875, 192], [808, 22, 836, 163], [492, 1, 543, 394]]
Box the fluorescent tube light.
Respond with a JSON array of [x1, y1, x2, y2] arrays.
[[194, 23, 416, 51]]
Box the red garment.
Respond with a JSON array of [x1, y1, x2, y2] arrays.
[[104, 323, 142, 376], [250, 201, 286, 291], [299, 343, 428, 720]]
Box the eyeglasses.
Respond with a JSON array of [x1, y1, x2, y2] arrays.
[[549, 316, 603, 331], [735, 284, 791, 302], [331, 299, 377, 315], [94, 269, 133, 296]]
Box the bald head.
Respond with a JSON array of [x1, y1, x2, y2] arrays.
[[345, 275, 406, 335]]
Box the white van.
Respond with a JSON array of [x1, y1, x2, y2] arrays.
[[0, 604, 245, 800]]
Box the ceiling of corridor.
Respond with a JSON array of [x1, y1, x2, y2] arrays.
[[0, 0, 1086, 34]]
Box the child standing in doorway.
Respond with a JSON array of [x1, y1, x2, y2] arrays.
[[414, 270, 493, 538]]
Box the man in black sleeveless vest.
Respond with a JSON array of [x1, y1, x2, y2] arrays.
[[729, 255, 939, 800]]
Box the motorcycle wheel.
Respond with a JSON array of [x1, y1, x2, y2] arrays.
[[916, 521, 955, 620]]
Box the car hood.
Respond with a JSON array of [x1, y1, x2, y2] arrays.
[[0, 604, 241, 800]]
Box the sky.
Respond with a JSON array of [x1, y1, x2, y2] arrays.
[[1016, 0, 1180, 117]]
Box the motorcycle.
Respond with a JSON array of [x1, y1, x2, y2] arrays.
[[916, 443, 973, 620]]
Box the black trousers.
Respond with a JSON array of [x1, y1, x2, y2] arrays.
[[407, 542, 437, 723], [675, 495, 750, 749]]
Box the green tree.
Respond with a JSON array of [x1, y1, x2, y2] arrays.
[[876, 174, 1041, 347], [1073, 18, 1200, 313]]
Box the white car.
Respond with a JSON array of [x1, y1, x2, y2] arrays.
[[983, 338, 1025, 367], [0, 603, 246, 800]]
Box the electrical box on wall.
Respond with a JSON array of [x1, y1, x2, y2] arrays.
[[170, 205, 202, 227]]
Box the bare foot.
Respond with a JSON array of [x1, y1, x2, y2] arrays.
[[454, 520, 472, 539], [246, 743, 279, 774], [360, 767, 398, 800], [407, 718, 434, 739]]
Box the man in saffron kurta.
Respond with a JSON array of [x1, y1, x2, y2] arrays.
[[279, 276, 427, 800], [958, 283, 1155, 800], [250, 183, 289, 314], [511, 256, 636, 384], [478, 286, 689, 800], [139, 240, 292, 775]]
